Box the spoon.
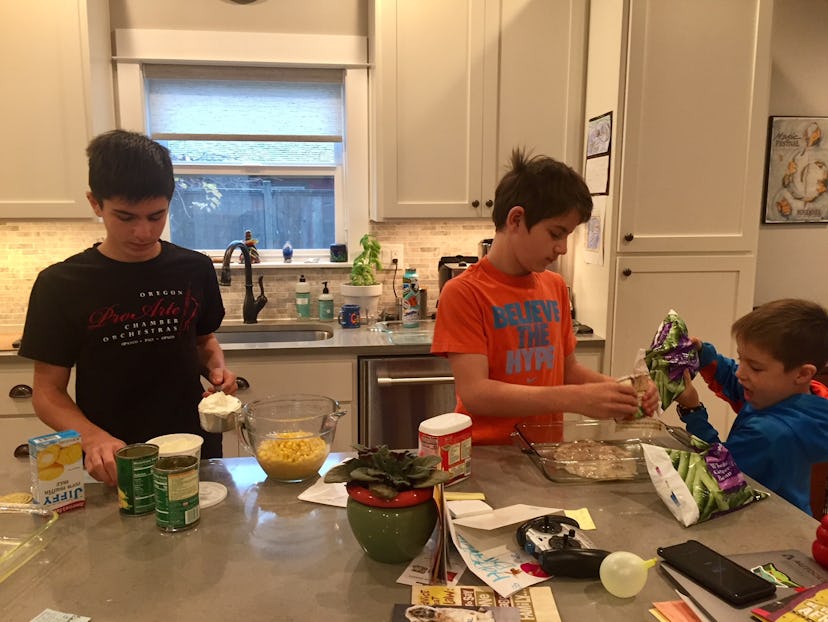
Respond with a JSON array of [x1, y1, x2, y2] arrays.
[[658, 419, 693, 447]]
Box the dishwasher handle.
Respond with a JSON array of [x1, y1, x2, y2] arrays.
[[376, 375, 455, 387]]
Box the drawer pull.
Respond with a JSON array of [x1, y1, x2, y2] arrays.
[[376, 376, 454, 386], [13, 444, 29, 458], [236, 376, 250, 390], [9, 384, 33, 399]]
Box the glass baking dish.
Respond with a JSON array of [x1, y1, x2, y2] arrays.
[[0, 504, 59, 584], [372, 319, 436, 345], [512, 419, 668, 483]]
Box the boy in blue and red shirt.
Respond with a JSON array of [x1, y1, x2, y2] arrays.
[[676, 298, 828, 515]]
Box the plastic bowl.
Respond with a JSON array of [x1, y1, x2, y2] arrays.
[[145, 433, 204, 461]]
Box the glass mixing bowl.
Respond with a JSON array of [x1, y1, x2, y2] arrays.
[[237, 394, 345, 482]]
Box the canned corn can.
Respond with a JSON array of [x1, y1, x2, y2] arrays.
[[152, 455, 200, 532], [115, 443, 159, 515]]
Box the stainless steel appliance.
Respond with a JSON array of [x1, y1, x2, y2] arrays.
[[478, 238, 492, 258], [438, 255, 478, 292], [359, 355, 456, 447]]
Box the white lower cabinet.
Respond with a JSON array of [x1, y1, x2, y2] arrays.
[[610, 255, 756, 438], [0, 358, 46, 470], [575, 341, 604, 374], [0, 417, 53, 471], [222, 352, 357, 457]]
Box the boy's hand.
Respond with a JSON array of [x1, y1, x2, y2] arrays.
[[204, 367, 239, 397], [676, 369, 700, 409], [579, 382, 642, 420], [82, 429, 126, 486], [640, 378, 660, 417]]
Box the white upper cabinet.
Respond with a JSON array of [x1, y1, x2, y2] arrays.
[[616, 0, 772, 254], [371, 0, 587, 219], [0, 0, 114, 219], [574, 0, 772, 426]]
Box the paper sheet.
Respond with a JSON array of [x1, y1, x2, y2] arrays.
[[448, 504, 562, 598], [297, 477, 347, 507]]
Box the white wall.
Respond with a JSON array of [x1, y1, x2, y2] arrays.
[[756, 1, 828, 307]]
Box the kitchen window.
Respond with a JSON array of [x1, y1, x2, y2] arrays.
[[113, 29, 369, 260], [145, 65, 344, 258]]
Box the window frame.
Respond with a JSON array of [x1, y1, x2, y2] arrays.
[[112, 28, 368, 262]]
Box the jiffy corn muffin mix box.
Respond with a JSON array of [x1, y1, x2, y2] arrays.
[[29, 430, 85, 513]]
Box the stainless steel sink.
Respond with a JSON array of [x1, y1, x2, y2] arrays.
[[215, 323, 333, 344]]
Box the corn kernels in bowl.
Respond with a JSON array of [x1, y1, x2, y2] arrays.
[[255, 432, 329, 481]]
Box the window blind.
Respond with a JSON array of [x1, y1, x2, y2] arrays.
[[145, 65, 344, 142]]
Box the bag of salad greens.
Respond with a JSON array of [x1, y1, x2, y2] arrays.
[[644, 309, 700, 410], [642, 437, 768, 527]]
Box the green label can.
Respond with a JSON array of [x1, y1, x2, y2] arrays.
[[115, 443, 159, 515], [152, 455, 200, 532]]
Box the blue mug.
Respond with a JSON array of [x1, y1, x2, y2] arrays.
[[339, 304, 361, 328]]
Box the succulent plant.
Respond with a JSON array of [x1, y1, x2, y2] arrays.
[[324, 444, 450, 500]]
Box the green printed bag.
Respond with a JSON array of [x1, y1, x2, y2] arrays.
[[644, 309, 700, 409], [642, 437, 768, 526]]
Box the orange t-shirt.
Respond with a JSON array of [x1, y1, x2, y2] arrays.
[[431, 257, 576, 444]]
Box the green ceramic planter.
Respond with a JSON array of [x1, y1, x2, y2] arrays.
[[345, 484, 438, 564]]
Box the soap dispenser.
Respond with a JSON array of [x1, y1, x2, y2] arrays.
[[295, 274, 311, 319], [318, 281, 334, 321]]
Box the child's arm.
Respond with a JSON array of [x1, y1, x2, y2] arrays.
[[697, 342, 745, 414], [448, 352, 642, 421], [675, 369, 721, 444]]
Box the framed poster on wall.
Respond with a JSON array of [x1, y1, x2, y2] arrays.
[[584, 111, 612, 196], [763, 116, 828, 223]]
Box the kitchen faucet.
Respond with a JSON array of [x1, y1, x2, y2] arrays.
[[219, 240, 268, 324]]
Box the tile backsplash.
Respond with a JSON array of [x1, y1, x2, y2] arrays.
[[0, 219, 494, 330]]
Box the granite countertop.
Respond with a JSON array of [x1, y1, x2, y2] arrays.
[[214, 319, 604, 356], [0, 321, 605, 358], [0, 333, 20, 352], [0, 447, 817, 621]]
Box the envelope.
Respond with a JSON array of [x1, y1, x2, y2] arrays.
[[452, 503, 561, 530]]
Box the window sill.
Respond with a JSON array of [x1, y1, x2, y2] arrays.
[[210, 260, 353, 270]]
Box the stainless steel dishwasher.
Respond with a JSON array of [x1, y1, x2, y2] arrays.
[[358, 355, 457, 448]]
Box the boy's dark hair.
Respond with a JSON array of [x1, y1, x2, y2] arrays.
[[732, 298, 828, 372], [87, 130, 175, 204], [492, 148, 593, 230]]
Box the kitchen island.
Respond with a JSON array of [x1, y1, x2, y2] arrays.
[[2, 446, 818, 621]]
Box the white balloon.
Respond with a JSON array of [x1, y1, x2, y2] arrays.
[[600, 551, 651, 598]]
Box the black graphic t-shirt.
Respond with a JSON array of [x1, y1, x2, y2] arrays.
[[19, 241, 225, 457]]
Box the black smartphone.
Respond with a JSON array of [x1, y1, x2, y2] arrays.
[[657, 540, 776, 607]]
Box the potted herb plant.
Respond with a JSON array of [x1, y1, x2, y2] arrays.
[[340, 233, 383, 322], [324, 445, 449, 563]]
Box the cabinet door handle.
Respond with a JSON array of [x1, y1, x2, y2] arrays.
[[236, 376, 250, 390], [9, 384, 33, 399], [622, 268, 632, 277], [485, 199, 493, 208], [13, 443, 29, 458], [471, 199, 480, 208], [624, 233, 634, 242]]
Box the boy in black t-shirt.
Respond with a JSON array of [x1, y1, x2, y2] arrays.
[[19, 130, 237, 486]]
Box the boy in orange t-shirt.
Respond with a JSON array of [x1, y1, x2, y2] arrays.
[[431, 149, 658, 444]]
